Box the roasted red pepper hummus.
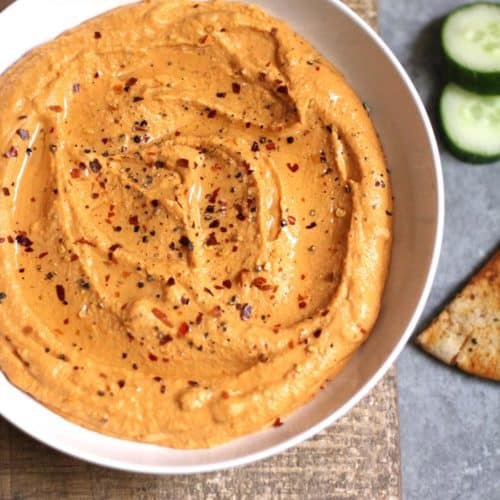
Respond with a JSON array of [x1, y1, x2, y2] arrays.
[[0, 0, 392, 448]]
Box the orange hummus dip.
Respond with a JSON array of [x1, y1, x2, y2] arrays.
[[0, 0, 392, 448]]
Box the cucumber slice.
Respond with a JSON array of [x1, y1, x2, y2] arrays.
[[439, 83, 500, 163], [442, 3, 500, 94]]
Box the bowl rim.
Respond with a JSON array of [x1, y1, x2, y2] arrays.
[[0, 0, 444, 474]]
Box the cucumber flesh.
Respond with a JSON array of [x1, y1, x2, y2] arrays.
[[442, 3, 500, 93], [440, 83, 500, 163]]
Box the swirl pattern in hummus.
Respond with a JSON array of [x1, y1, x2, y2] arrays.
[[0, 0, 392, 448]]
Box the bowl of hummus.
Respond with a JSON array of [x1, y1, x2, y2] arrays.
[[0, 0, 443, 472]]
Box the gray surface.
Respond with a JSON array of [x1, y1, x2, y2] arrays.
[[379, 1, 500, 499]]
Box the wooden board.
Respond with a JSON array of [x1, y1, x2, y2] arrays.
[[0, 1, 400, 499]]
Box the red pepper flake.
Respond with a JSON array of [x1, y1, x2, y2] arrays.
[[265, 142, 276, 151], [221, 390, 230, 399], [148, 352, 158, 362], [240, 303, 252, 321], [206, 232, 218, 246], [152, 308, 174, 327], [75, 237, 96, 247], [128, 215, 139, 225], [287, 215, 296, 225], [276, 85, 288, 95], [176, 158, 189, 168], [48, 105, 63, 112], [177, 322, 190, 338], [94, 31, 102, 39], [89, 159, 102, 173], [273, 417, 283, 427], [3, 146, 18, 158], [207, 109, 217, 118], [232, 82, 241, 94], [222, 279, 232, 289], [287, 163, 299, 173], [38, 251, 48, 259], [73, 83, 80, 93], [211, 305, 222, 317], [196, 312, 203, 324], [2, 187, 10, 196], [252, 277, 273, 291], [208, 187, 220, 203], [16, 129, 29, 140], [55, 284, 67, 305], [70, 168, 81, 179], [124, 77, 138, 91]]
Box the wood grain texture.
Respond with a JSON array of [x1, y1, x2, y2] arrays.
[[0, 1, 400, 499]]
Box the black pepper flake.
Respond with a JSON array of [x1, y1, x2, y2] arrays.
[[55, 284, 68, 305], [15, 234, 33, 247], [73, 83, 81, 93], [94, 31, 102, 39], [313, 329, 322, 338], [89, 158, 102, 173], [188, 380, 199, 387], [179, 235, 194, 251], [385, 210, 393, 217], [216, 92, 226, 98], [49, 144, 57, 153], [77, 278, 90, 289], [232, 82, 241, 94], [207, 109, 217, 118], [154, 160, 166, 169], [276, 85, 288, 95], [16, 129, 30, 140], [0, 292, 6, 303], [286, 136, 294, 144], [133, 135, 142, 144], [124, 77, 138, 91], [325, 124, 333, 133], [251, 141, 259, 152], [305, 222, 317, 229], [166, 277, 176, 286], [133, 96, 144, 102], [240, 303, 252, 321]]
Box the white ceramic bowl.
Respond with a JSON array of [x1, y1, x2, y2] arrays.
[[0, 0, 444, 474]]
